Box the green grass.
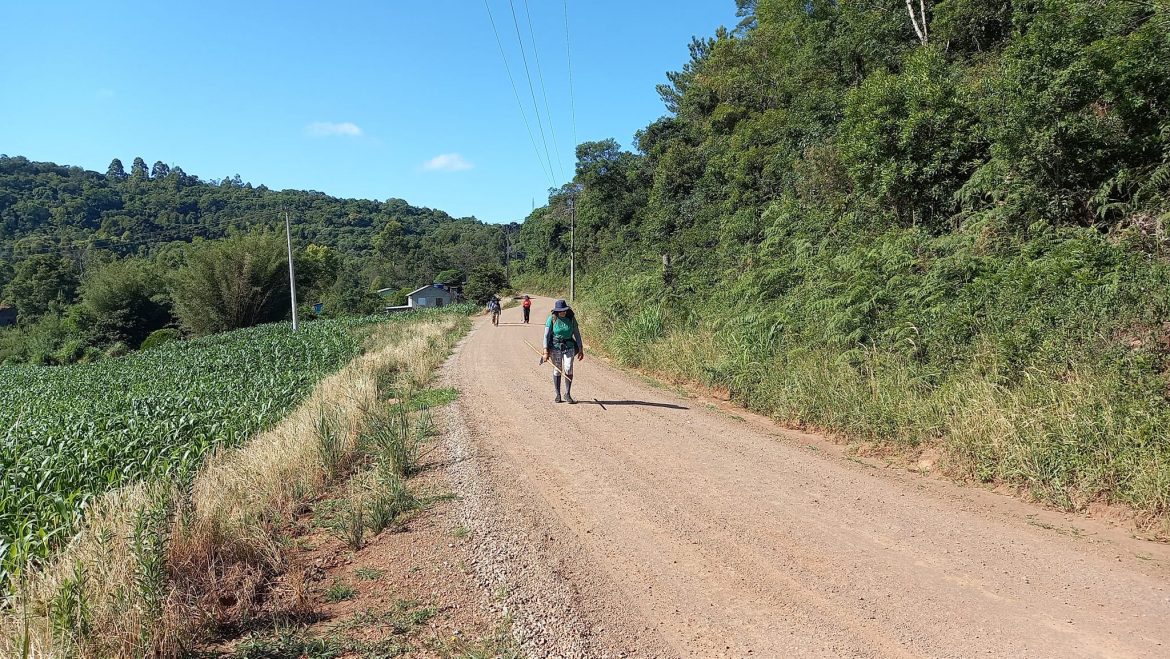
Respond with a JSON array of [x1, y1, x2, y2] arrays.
[[323, 580, 357, 603], [354, 567, 384, 581]]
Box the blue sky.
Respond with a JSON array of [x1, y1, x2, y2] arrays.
[[0, 1, 737, 224]]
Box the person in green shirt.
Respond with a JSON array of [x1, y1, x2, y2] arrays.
[[542, 298, 585, 403]]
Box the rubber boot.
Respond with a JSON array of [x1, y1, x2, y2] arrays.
[[564, 377, 575, 404], [553, 373, 563, 403]]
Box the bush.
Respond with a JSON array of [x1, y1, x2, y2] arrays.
[[140, 328, 181, 351], [53, 339, 85, 365], [79, 259, 173, 347]]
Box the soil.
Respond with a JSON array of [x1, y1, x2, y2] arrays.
[[197, 423, 512, 657], [444, 296, 1170, 658]]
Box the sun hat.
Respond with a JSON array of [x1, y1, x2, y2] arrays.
[[552, 299, 571, 313]]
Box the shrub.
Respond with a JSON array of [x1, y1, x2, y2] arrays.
[[140, 328, 181, 351]]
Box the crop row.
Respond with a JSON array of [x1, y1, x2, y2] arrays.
[[0, 316, 381, 584]]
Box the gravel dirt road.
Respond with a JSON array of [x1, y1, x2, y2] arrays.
[[446, 297, 1170, 658]]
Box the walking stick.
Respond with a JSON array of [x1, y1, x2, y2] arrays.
[[523, 339, 568, 378]]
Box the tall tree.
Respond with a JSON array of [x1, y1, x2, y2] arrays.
[[130, 157, 149, 180], [2, 255, 80, 322], [106, 158, 127, 180], [150, 161, 171, 179]]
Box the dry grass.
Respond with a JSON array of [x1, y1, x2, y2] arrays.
[[0, 314, 467, 658]]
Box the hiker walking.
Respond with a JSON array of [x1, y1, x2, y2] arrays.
[[521, 294, 532, 324], [487, 295, 502, 326], [543, 299, 584, 403]]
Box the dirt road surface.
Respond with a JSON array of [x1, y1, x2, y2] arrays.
[[447, 297, 1170, 658]]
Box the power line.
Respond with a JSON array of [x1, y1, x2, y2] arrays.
[[521, 0, 566, 181], [507, 0, 559, 184], [483, 0, 557, 187], [563, 0, 579, 165]]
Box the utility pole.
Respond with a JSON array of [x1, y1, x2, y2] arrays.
[[285, 211, 299, 331]]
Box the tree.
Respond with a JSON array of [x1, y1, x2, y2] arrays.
[[905, 0, 930, 44], [0, 259, 13, 293], [295, 243, 340, 302], [78, 258, 173, 347], [323, 264, 383, 316], [130, 157, 149, 179], [171, 233, 289, 335], [435, 268, 463, 286], [106, 158, 127, 180], [2, 255, 80, 322], [150, 161, 171, 179], [464, 264, 508, 304]]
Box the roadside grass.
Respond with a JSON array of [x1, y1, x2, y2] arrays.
[[354, 567, 384, 581], [323, 580, 356, 603], [0, 309, 473, 658]]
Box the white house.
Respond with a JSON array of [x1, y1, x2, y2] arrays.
[[385, 284, 457, 313]]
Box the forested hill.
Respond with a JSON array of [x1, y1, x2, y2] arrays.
[[0, 154, 509, 289], [0, 154, 511, 364], [517, 0, 1170, 521]]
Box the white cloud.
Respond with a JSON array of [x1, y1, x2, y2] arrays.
[[422, 153, 474, 172], [305, 121, 363, 138]]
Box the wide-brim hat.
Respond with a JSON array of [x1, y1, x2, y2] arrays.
[[552, 299, 571, 313]]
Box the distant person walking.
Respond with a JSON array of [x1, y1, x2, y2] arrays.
[[521, 295, 532, 324], [543, 299, 584, 403], [487, 295, 501, 326]]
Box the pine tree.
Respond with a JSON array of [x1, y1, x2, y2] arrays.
[[130, 157, 148, 179], [106, 158, 126, 180]]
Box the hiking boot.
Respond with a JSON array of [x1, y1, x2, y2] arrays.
[[554, 394, 563, 403], [564, 394, 576, 404]]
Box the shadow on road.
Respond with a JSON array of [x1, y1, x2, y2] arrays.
[[584, 399, 689, 411]]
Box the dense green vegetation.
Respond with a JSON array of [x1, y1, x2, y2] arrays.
[[0, 315, 374, 585], [518, 0, 1170, 520], [0, 155, 512, 361]]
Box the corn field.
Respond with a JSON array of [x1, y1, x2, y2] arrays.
[[0, 317, 376, 587]]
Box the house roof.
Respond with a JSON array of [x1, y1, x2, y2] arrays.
[[407, 284, 450, 297]]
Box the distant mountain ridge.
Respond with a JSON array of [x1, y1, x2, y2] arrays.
[[0, 154, 488, 263]]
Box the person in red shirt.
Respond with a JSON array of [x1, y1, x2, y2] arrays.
[[521, 294, 532, 324]]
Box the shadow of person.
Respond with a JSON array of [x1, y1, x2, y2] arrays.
[[583, 400, 689, 411]]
